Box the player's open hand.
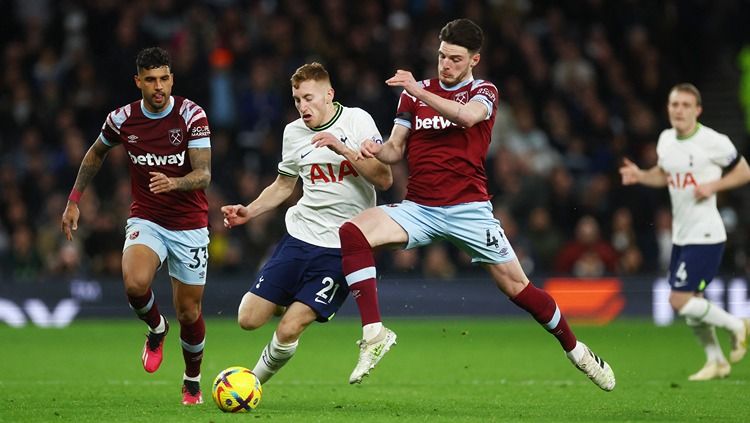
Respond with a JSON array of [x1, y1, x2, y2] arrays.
[[386, 70, 419, 94], [312, 132, 349, 156], [360, 138, 382, 159], [61, 202, 80, 241], [221, 204, 250, 228], [149, 172, 176, 193], [619, 158, 642, 185]]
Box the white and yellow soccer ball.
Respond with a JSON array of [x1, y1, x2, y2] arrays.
[[212, 366, 262, 412]]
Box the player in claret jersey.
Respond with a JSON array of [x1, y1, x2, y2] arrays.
[[61, 47, 211, 405], [620, 83, 750, 380], [339, 18, 616, 391]]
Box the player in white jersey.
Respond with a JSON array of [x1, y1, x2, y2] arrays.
[[620, 83, 750, 380], [221, 63, 392, 384]]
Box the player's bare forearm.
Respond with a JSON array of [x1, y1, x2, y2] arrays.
[[246, 174, 297, 217], [349, 158, 393, 191], [713, 157, 750, 192], [372, 125, 408, 164], [71, 139, 112, 196], [174, 148, 211, 191], [639, 166, 669, 187], [418, 90, 487, 128]]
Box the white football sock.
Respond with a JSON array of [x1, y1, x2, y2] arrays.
[[565, 341, 586, 363], [183, 373, 201, 382], [686, 318, 727, 363], [363, 322, 383, 341], [252, 332, 298, 384], [679, 297, 744, 333]]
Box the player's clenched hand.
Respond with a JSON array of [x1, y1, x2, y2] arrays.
[[386, 70, 419, 94], [359, 138, 382, 159], [221, 204, 250, 228], [61, 203, 80, 241], [149, 172, 176, 193], [619, 158, 642, 185]]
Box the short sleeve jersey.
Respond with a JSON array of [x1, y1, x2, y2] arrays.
[[657, 124, 738, 245], [394, 78, 498, 206], [100, 96, 211, 230], [278, 103, 382, 248]]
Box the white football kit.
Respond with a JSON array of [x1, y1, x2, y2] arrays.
[[278, 103, 383, 248], [657, 124, 738, 245]]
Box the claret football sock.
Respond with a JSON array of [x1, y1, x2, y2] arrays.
[[180, 314, 205, 378], [128, 289, 162, 330], [511, 283, 577, 351], [340, 222, 382, 326]]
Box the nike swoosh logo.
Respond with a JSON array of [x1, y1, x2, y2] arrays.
[[301, 150, 313, 159]]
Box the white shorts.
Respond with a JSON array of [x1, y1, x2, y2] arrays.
[[379, 200, 516, 264], [123, 217, 209, 285]]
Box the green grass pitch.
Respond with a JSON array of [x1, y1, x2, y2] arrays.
[[2, 318, 748, 422]]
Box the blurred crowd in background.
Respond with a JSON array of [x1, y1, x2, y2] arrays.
[[2, 0, 750, 284]]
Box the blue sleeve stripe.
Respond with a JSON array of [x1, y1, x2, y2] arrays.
[[99, 133, 117, 146], [188, 137, 211, 148], [394, 118, 412, 129]]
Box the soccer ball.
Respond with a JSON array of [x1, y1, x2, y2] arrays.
[[212, 366, 262, 412]]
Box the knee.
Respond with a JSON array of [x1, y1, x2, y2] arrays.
[[237, 312, 263, 331], [276, 319, 304, 343], [176, 307, 201, 324], [122, 271, 152, 296]]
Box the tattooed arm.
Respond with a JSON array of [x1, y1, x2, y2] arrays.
[[148, 147, 211, 193], [61, 137, 114, 240]]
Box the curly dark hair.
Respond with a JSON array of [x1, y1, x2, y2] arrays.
[[135, 47, 171, 72]]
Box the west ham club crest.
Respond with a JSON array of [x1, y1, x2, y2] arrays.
[[168, 128, 183, 146], [453, 91, 468, 105]]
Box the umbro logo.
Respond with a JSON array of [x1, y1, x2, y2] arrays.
[[127, 134, 139, 143]]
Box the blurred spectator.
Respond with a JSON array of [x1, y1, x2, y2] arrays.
[[554, 215, 619, 276], [526, 206, 563, 273]]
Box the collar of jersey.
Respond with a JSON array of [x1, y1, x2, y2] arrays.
[[439, 78, 473, 91], [676, 122, 701, 141], [311, 102, 343, 131], [141, 96, 174, 119]]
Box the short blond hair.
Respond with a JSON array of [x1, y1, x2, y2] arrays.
[[670, 83, 702, 106], [290, 62, 330, 89]]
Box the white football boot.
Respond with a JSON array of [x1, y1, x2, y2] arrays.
[[688, 360, 731, 381], [349, 327, 397, 384], [568, 342, 616, 391], [729, 318, 750, 363]]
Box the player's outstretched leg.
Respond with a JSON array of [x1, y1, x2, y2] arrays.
[[349, 326, 397, 384], [181, 379, 203, 405], [142, 318, 169, 373], [566, 341, 616, 391], [729, 318, 750, 363]]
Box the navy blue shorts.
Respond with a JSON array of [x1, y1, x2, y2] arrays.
[[250, 234, 348, 322], [668, 243, 725, 292]]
